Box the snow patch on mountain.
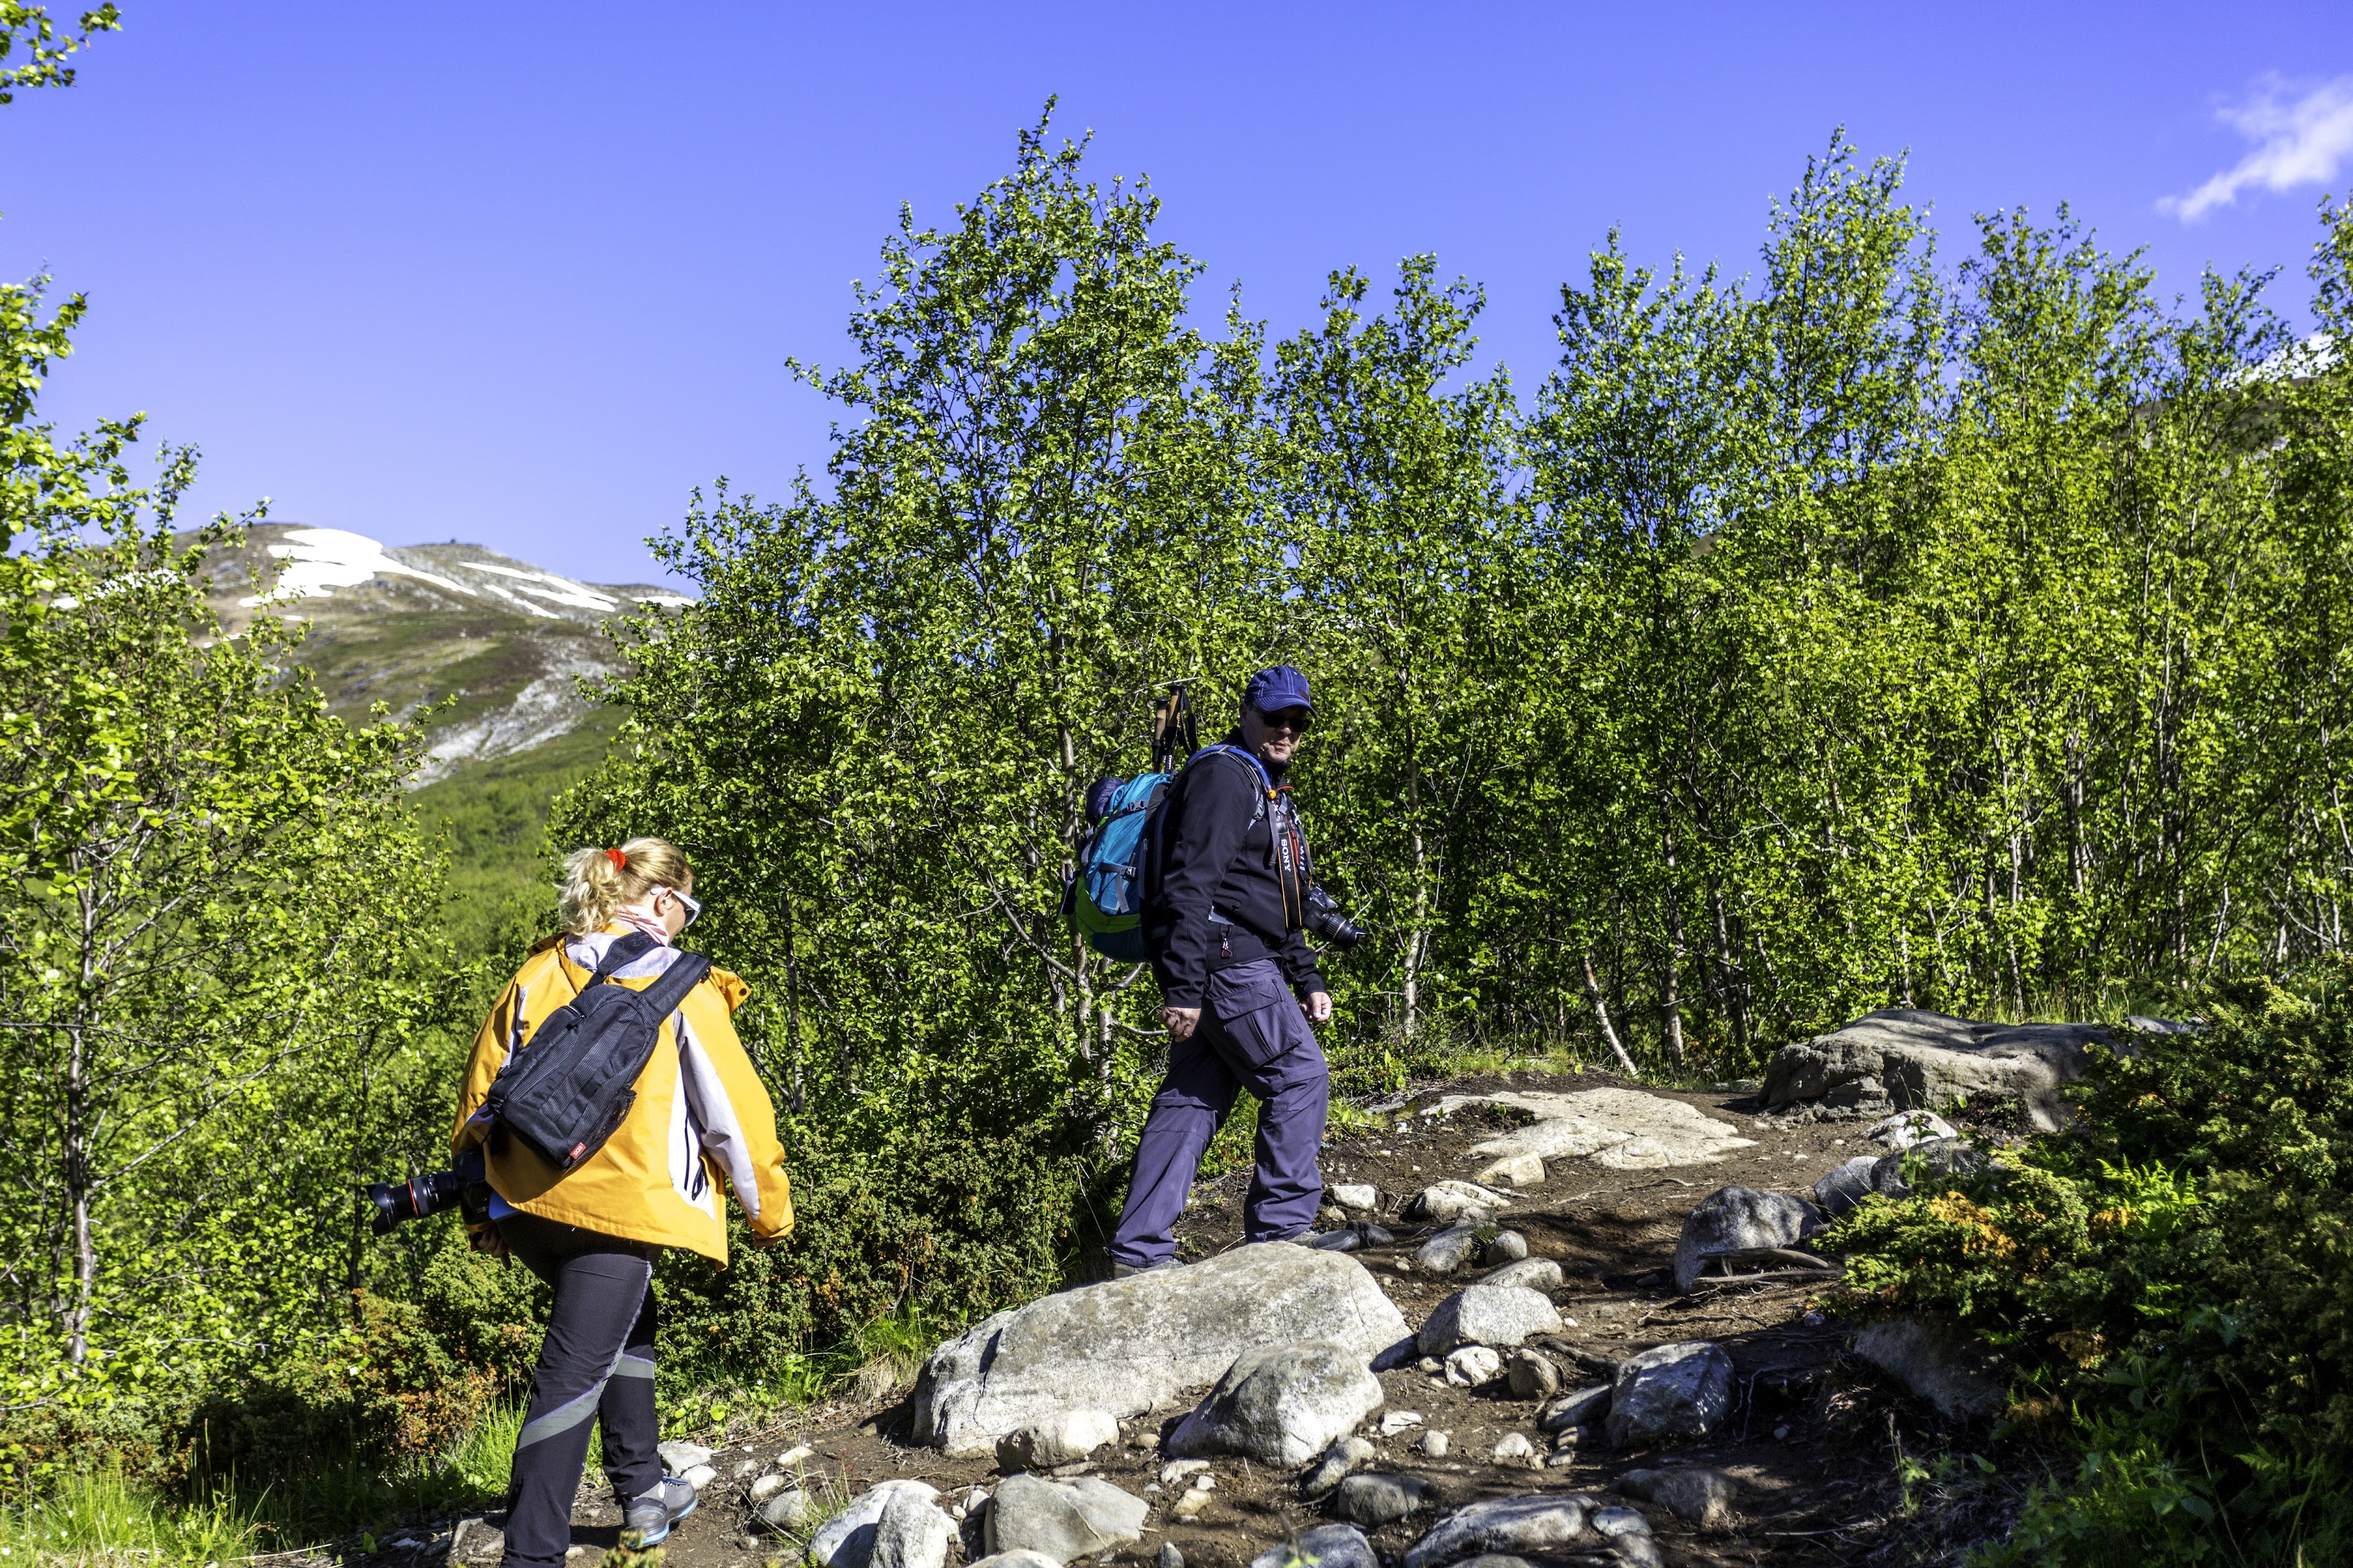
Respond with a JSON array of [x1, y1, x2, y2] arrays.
[[242, 527, 476, 606]]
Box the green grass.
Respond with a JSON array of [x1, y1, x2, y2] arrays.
[[0, 1469, 262, 1567]]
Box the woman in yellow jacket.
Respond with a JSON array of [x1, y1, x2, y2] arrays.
[[452, 838, 791, 1567]]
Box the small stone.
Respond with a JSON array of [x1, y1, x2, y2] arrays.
[[1551, 1425, 1585, 1450], [1544, 1449, 1578, 1469], [808, 1481, 941, 1568], [1773, 1424, 1791, 1440], [1416, 1223, 1484, 1275], [1416, 1430, 1449, 1458], [1158, 1460, 1208, 1487], [732, 1457, 762, 1479], [1156, 1545, 1185, 1568], [758, 1487, 812, 1530], [1418, 1285, 1564, 1356], [983, 1474, 1148, 1562], [1445, 1345, 1504, 1386], [682, 1463, 717, 1490], [1618, 1467, 1738, 1532], [1492, 1432, 1535, 1462], [1332, 1472, 1438, 1529], [1474, 1153, 1546, 1187], [1482, 1231, 1529, 1266], [1319, 1205, 1348, 1225], [1169, 1487, 1211, 1521], [1378, 1409, 1424, 1436], [1299, 1434, 1377, 1499], [1505, 1348, 1560, 1400], [1477, 1257, 1564, 1293], [997, 1408, 1120, 1471], [657, 1440, 715, 1473], [778, 1443, 814, 1467], [1248, 1524, 1377, 1568], [869, 1489, 958, 1568], [1406, 1181, 1511, 1225], [1167, 1341, 1387, 1465], [1590, 1505, 1652, 1537], [1330, 1183, 1380, 1213], [749, 1472, 787, 1503], [1418, 1356, 1443, 1375], [1673, 1186, 1822, 1293], [1190, 1472, 1215, 1492], [1537, 1384, 1612, 1433], [1607, 1342, 1736, 1448]]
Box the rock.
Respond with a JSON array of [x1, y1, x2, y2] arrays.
[[983, 1474, 1148, 1563], [809, 1481, 940, 1568], [1418, 1286, 1564, 1355], [1333, 1472, 1438, 1527], [657, 1440, 714, 1473], [779, 1443, 814, 1467], [1416, 1430, 1449, 1458], [1673, 1187, 1822, 1292], [1474, 1153, 1546, 1187], [1476, 1257, 1564, 1293], [1433, 1088, 1755, 1170], [1617, 1467, 1737, 1532], [1853, 1318, 2004, 1419], [1370, 1333, 1421, 1372], [1482, 1231, 1529, 1266], [1330, 1183, 1380, 1212], [1166, 1341, 1385, 1465], [1590, 1505, 1650, 1538], [1868, 1137, 1989, 1199], [1405, 1181, 1513, 1224], [1378, 1410, 1423, 1436], [1491, 1432, 1535, 1462], [1451, 1559, 1535, 1568], [1299, 1435, 1376, 1499], [1811, 1156, 1882, 1219], [758, 1487, 812, 1530], [1415, 1224, 1485, 1275], [1250, 1524, 1377, 1568], [1443, 1346, 1503, 1387], [1156, 1545, 1184, 1568], [1505, 1348, 1560, 1400], [2128, 1014, 2197, 1035], [1537, 1384, 1612, 1433], [1401, 1494, 1595, 1568], [914, 1245, 1408, 1456], [681, 1463, 717, 1490], [1760, 1009, 2110, 1131], [1606, 1342, 1734, 1447], [1168, 1488, 1212, 1521], [749, 1472, 789, 1503], [996, 1409, 1118, 1471], [970, 1555, 1062, 1568], [870, 1490, 959, 1568], [1158, 1460, 1208, 1486], [1864, 1109, 1958, 1149]]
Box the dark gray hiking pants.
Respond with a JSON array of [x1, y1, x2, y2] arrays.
[[496, 1213, 662, 1568], [1107, 958, 1330, 1268]]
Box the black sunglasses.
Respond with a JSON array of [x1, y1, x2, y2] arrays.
[[1257, 706, 1312, 733]]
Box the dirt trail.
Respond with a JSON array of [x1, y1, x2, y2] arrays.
[[419, 1069, 1960, 1568]]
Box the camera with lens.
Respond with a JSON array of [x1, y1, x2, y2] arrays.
[[1303, 884, 1368, 952], [364, 1147, 493, 1235]]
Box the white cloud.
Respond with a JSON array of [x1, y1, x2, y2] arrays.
[[2162, 74, 2353, 222]]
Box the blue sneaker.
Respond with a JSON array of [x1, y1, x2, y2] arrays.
[[623, 1476, 697, 1545]]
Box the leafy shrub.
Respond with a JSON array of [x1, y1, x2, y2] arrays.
[[1826, 963, 2353, 1563]]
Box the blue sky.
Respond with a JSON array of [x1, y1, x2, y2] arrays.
[[4, 3, 2349, 587]]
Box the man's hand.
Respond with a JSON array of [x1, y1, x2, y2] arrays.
[[1163, 1005, 1202, 1041], [467, 1222, 509, 1266], [1303, 991, 1333, 1023]]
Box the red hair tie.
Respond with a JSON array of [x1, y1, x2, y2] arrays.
[[605, 848, 627, 871]]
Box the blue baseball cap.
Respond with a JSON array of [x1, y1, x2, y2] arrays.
[[1244, 665, 1314, 714]]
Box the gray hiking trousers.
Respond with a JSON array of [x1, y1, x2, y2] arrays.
[[496, 1213, 663, 1568]]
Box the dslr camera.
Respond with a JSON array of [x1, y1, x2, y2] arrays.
[[364, 1147, 493, 1235], [1303, 884, 1369, 952]]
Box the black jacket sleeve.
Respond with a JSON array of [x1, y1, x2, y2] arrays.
[[1279, 924, 1329, 1002], [1153, 758, 1259, 1010]]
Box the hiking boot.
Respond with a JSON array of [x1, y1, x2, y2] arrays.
[[1108, 1256, 1176, 1281], [623, 1475, 697, 1545]]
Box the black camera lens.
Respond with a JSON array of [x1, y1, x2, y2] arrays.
[[364, 1169, 465, 1235], [1303, 884, 1368, 952]]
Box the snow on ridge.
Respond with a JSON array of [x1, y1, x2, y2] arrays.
[[241, 527, 475, 606], [460, 560, 619, 611]]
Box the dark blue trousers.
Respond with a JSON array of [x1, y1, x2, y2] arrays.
[[1109, 959, 1330, 1268]]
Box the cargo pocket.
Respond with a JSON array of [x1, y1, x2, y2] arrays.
[[1208, 964, 1292, 1070]]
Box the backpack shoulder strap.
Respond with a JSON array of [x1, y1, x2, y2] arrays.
[[1187, 744, 1273, 820], [634, 948, 714, 1022]]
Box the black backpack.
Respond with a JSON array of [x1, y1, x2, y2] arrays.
[[481, 933, 712, 1172]]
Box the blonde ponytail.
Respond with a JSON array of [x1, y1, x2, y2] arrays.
[[559, 837, 694, 935]]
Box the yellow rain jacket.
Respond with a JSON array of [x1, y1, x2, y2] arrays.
[[451, 926, 794, 1263]]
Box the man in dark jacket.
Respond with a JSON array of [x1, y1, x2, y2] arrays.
[[1106, 665, 1333, 1277]]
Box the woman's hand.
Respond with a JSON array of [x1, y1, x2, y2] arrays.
[[468, 1222, 510, 1265]]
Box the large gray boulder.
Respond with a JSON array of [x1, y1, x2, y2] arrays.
[[1476, 1256, 1563, 1293], [913, 1245, 1407, 1456], [1853, 1318, 2004, 1420], [1811, 1155, 1884, 1218], [983, 1474, 1148, 1563], [1402, 1494, 1596, 1568], [1617, 1467, 1738, 1532], [1760, 1010, 2109, 1130], [1672, 1187, 1821, 1292], [1605, 1342, 1734, 1448], [1250, 1525, 1377, 1568], [1166, 1341, 1385, 1465], [1416, 1285, 1563, 1355]]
